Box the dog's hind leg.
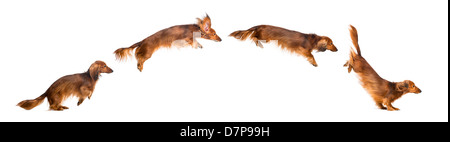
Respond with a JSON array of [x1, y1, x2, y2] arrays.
[[254, 39, 264, 48], [49, 104, 68, 110], [48, 93, 68, 111], [375, 102, 387, 110], [343, 61, 353, 73], [137, 55, 151, 72], [50, 105, 67, 111], [136, 50, 154, 72]]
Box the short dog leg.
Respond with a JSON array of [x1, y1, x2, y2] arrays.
[[375, 102, 387, 110], [48, 94, 67, 111], [193, 41, 203, 49], [304, 52, 318, 67], [137, 54, 152, 72], [383, 98, 399, 111], [343, 61, 349, 67], [256, 40, 264, 48], [252, 38, 264, 48]]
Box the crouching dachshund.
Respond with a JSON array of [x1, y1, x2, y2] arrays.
[[17, 61, 113, 111], [344, 25, 421, 111]]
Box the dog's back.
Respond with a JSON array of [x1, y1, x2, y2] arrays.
[[148, 25, 200, 46], [253, 25, 305, 42], [230, 25, 337, 67], [230, 25, 308, 50]]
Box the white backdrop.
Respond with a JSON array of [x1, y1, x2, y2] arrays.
[[0, 0, 447, 122]]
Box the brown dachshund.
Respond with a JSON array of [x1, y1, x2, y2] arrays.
[[114, 14, 222, 72], [344, 25, 421, 111], [17, 61, 113, 111], [229, 25, 338, 67]]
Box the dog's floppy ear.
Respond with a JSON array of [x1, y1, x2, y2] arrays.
[[88, 62, 100, 81], [317, 38, 328, 51], [396, 80, 409, 92]]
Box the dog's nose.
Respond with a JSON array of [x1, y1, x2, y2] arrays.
[[110, 69, 114, 73], [415, 88, 421, 94]]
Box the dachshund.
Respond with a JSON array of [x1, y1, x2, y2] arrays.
[[344, 25, 422, 111], [17, 61, 113, 111], [114, 14, 222, 72], [229, 25, 338, 67]]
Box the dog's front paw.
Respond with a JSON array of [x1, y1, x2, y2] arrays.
[[137, 64, 144, 72]]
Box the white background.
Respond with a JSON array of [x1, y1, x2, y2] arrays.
[[0, 0, 447, 122]]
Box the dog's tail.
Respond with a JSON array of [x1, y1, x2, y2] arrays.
[[17, 93, 47, 110], [349, 25, 361, 56], [229, 27, 257, 41], [114, 41, 142, 61], [344, 25, 361, 73]]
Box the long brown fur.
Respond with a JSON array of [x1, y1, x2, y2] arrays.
[[17, 61, 113, 111], [229, 25, 338, 67], [344, 25, 422, 111], [114, 14, 222, 72]]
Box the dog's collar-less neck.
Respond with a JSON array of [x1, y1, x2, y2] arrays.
[[200, 31, 207, 38], [199, 29, 206, 37], [85, 71, 99, 82]]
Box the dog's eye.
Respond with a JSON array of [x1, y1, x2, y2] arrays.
[[103, 65, 106, 68]]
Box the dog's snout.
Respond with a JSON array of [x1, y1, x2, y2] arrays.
[[329, 46, 338, 52]]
